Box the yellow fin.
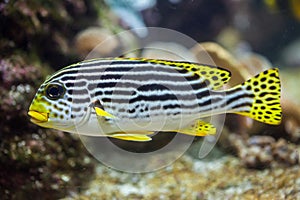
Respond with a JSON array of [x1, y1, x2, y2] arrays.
[[148, 59, 231, 90], [109, 133, 152, 142], [121, 58, 231, 90], [94, 107, 116, 118], [176, 120, 216, 136], [235, 68, 282, 125]]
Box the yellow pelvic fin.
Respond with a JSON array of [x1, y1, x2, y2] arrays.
[[235, 68, 282, 125], [109, 133, 152, 142], [176, 120, 216, 136], [120, 58, 231, 90], [94, 107, 116, 118]]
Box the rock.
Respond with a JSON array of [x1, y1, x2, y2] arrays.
[[69, 154, 300, 199], [75, 27, 120, 57], [75, 27, 138, 58], [280, 38, 300, 67]]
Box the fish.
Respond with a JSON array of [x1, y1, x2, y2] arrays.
[[28, 58, 282, 142], [263, 0, 300, 21]]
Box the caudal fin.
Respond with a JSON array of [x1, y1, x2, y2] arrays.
[[233, 68, 282, 125]]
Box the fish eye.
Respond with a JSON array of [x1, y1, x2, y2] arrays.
[[45, 83, 65, 100]]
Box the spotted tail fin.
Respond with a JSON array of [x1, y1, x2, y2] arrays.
[[231, 68, 282, 125]]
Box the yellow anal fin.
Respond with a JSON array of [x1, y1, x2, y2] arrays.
[[109, 133, 152, 142], [176, 120, 216, 136], [234, 68, 282, 125]]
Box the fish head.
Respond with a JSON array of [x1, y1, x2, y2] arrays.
[[28, 81, 75, 130]]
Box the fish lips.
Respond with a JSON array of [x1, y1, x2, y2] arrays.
[[28, 110, 49, 124]]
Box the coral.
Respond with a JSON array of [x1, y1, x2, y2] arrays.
[[226, 134, 299, 168], [0, 57, 95, 199], [0, 56, 42, 133], [0, 0, 103, 68], [72, 154, 300, 199]]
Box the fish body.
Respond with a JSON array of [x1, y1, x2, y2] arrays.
[[28, 58, 282, 141]]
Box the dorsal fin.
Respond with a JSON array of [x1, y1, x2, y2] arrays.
[[118, 58, 231, 90]]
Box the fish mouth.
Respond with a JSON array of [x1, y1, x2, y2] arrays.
[[28, 110, 49, 124]]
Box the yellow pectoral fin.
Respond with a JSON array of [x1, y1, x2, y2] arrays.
[[109, 133, 152, 142], [177, 120, 216, 136], [94, 107, 116, 118]]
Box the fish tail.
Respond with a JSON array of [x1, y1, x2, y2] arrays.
[[228, 68, 282, 125]]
